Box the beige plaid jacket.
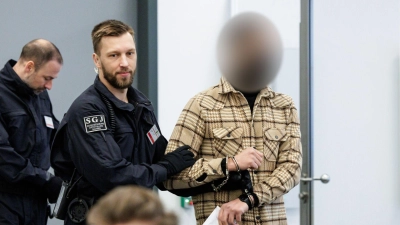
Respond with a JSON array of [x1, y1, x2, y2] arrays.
[[164, 77, 302, 225]]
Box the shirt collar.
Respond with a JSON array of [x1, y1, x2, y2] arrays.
[[93, 76, 153, 112], [218, 76, 274, 99], [93, 76, 135, 111]]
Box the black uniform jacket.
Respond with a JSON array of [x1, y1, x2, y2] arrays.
[[0, 60, 59, 195], [51, 76, 168, 198]]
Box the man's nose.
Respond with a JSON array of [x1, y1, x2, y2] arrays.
[[45, 80, 52, 90], [119, 55, 128, 67]]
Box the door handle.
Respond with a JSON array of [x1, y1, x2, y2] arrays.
[[299, 174, 330, 203], [300, 174, 330, 184]]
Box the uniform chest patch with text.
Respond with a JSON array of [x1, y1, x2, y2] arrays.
[[147, 124, 160, 145], [83, 115, 107, 133]]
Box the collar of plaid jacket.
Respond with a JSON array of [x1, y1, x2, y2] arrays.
[[218, 76, 275, 100]]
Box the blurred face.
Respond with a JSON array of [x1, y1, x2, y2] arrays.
[[94, 32, 137, 89], [218, 14, 283, 93], [23, 60, 61, 94]]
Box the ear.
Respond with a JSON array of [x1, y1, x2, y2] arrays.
[[24, 61, 35, 74], [92, 53, 101, 69]]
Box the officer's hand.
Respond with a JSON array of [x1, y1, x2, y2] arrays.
[[218, 198, 249, 225], [44, 175, 63, 204], [158, 145, 195, 177]]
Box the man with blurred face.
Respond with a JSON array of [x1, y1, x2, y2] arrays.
[[164, 13, 302, 225], [0, 39, 63, 225], [51, 20, 195, 225]]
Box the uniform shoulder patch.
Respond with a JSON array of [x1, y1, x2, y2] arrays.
[[83, 115, 107, 133]]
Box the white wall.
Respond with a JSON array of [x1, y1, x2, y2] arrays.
[[158, 1, 230, 224], [313, 0, 400, 224]]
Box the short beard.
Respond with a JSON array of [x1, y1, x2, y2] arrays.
[[33, 89, 45, 95], [23, 73, 45, 95], [102, 64, 134, 89]]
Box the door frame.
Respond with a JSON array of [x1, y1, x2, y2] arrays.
[[300, 0, 313, 224], [137, 0, 159, 117]]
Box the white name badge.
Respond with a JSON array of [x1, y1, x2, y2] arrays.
[[44, 116, 54, 129], [147, 124, 161, 145]]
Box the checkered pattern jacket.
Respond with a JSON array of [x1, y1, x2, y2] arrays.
[[164, 77, 302, 225]]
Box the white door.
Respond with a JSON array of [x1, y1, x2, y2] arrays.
[[312, 0, 400, 224]]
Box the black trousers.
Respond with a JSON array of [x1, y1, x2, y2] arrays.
[[0, 191, 48, 225]]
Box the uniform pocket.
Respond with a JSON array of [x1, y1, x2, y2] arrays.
[[212, 127, 243, 157], [263, 128, 288, 161], [114, 127, 134, 143], [114, 127, 135, 158]]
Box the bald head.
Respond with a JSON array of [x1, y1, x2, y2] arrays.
[[19, 39, 63, 70], [13, 39, 63, 94], [217, 13, 283, 93]]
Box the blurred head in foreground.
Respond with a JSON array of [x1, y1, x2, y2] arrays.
[[87, 186, 177, 225], [217, 12, 283, 93]]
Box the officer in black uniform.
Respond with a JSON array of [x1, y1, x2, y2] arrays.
[[0, 39, 63, 225], [51, 20, 195, 224]]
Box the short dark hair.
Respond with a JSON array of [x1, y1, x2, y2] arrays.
[[87, 186, 177, 225], [91, 19, 135, 55], [19, 39, 63, 70]]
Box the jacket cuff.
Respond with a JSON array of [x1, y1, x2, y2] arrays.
[[205, 158, 225, 177], [153, 164, 168, 184]]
